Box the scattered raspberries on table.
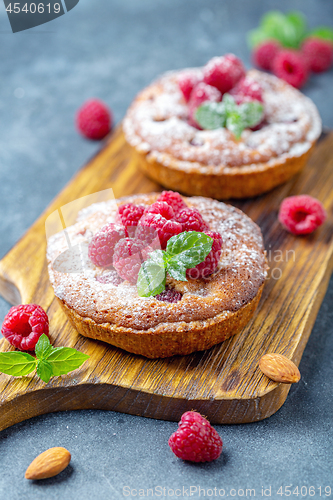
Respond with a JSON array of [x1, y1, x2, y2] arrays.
[[278, 195, 327, 235], [168, 411, 223, 462], [88, 191, 222, 291], [76, 98, 112, 140], [248, 11, 333, 88], [1, 304, 49, 352]]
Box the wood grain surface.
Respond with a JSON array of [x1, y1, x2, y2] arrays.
[[0, 127, 332, 430]]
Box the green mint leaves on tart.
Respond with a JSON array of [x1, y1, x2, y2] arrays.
[[0, 334, 89, 383], [195, 94, 264, 139], [137, 231, 213, 297]]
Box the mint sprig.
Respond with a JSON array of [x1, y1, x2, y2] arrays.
[[137, 231, 213, 297], [0, 334, 89, 383], [247, 10, 307, 49], [195, 94, 264, 139]]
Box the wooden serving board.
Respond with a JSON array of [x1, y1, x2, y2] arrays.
[[0, 128, 332, 431]]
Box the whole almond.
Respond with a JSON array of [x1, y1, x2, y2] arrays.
[[259, 353, 301, 384], [25, 447, 71, 480]]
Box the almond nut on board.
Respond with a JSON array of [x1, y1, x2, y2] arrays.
[[25, 447, 71, 480], [259, 353, 301, 384]]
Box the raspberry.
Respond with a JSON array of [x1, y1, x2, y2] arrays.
[[1, 304, 49, 352], [175, 208, 209, 232], [187, 231, 222, 279], [112, 238, 145, 284], [229, 76, 264, 104], [278, 195, 327, 235], [144, 201, 174, 220], [188, 82, 222, 129], [272, 50, 309, 89], [156, 191, 187, 215], [115, 203, 145, 237], [178, 71, 202, 102], [155, 288, 182, 303], [203, 54, 246, 94], [88, 223, 126, 267], [252, 40, 281, 71], [76, 99, 112, 140], [137, 213, 182, 249], [302, 38, 333, 73], [168, 411, 223, 463]]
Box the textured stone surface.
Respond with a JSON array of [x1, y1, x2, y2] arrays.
[[0, 0, 332, 498]]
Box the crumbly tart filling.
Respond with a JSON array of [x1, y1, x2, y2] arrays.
[[47, 194, 267, 332], [123, 69, 321, 174]]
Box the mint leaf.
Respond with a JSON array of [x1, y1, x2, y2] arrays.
[[36, 359, 53, 383], [46, 347, 89, 376], [0, 351, 36, 377], [226, 111, 244, 140], [309, 27, 333, 43], [195, 102, 226, 130], [146, 249, 167, 268], [166, 231, 213, 268], [248, 11, 307, 49], [239, 101, 264, 128], [35, 334, 54, 360], [137, 260, 166, 297], [167, 260, 187, 282]]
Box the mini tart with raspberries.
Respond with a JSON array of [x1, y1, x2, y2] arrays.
[[47, 193, 267, 358], [123, 56, 321, 200]]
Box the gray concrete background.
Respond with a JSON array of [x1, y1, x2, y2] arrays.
[[0, 0, 332, 498]]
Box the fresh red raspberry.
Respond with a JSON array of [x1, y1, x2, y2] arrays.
[[168, 411, 223, 463], [88, 223, 127, 267], [252, 40, 281, 71], [112, 238, 145, 284], [188, 82, 222, 129], [178, 71, 202, 102], [76, 99, 112, 140], [155, 288, 182, 303], [144, 201, 174, 220], [278, 195, 327, 235], [115, 203, 145, 237], [229, 76, 264, 104], [272, 50, 309, 88], [175, 208, 209, 232], [203, 54, 246, 94], [156, 191, 188, 215], [302, 38, 333, 73], [1, 304, 49, 352], [187, 231, 222, 279]]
